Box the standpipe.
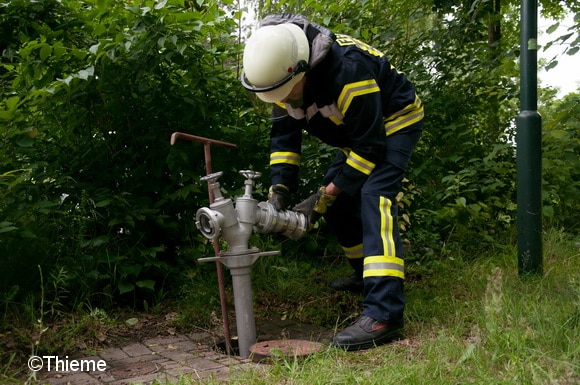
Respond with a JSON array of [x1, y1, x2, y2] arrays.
[[195, 170, 308, 357]]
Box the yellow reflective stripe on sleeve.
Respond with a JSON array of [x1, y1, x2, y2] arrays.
[[275, 102, 287, 109], [270, 151, 301, 166], [389, 95, 422, 119], [385, 108, 424, 135], [384, 95, 424, 135], [342, 244, 363, 259], [337, 79, 380, 115], [346, 151, 375, 175], [363, 255, 405, 279]]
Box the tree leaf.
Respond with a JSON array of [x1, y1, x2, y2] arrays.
[[118, 281, 135, 294], [546, 22, 560, 34], [0, 221, 18, 233], [136, 279, 155, 290], [39, 43, 52, 61]]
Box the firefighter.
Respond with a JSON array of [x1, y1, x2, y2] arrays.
[[241, 14, 424, 351]]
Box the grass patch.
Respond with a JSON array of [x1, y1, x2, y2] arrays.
[[172, 228, 578, 384], [1, 229, 577, 384]]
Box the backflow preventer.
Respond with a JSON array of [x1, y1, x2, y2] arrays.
[[196, 170, 308, 357]]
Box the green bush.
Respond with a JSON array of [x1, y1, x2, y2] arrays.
[[540, 92, 580, 232], [0, 0, 257, 307]]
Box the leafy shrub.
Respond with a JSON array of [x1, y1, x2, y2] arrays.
[[540, 92, 580, 232], [0, 0, 254, 307]]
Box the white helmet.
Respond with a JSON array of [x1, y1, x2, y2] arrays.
[[241, 23, 310, 103]]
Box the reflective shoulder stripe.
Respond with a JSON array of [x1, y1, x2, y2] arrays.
[[337, 79, 380, 115], [335, 34, 384, 57], [342, 243, 363, 259], [306, 103, 344, 125], [286, 105, 306, 120], [270, 151, 301, 166], [346, 151, 375, 175]]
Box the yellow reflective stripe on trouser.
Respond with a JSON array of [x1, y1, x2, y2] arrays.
[[342, 244, 363, 260], [363, 255, 405, 279], [346, 151, 375, 175], [337, 79, 380, 115], [363, 197, 404, 279], [384, 95, 424, 135], [270, 151, 301, 166]]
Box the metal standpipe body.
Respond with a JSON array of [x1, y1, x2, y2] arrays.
[[195, 170, 308, 358]]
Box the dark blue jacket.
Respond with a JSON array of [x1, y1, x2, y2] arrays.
[[264, 14, 424, 195]]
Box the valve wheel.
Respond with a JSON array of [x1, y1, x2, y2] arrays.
[[239, 170, 262, 180]]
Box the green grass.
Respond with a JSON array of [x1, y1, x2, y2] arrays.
[[1, 229, 576, 384], [169, 228, 579, 384]]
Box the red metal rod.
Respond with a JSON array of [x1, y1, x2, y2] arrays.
[[170, 132, 238, 149], [170, 131, 237, 355]]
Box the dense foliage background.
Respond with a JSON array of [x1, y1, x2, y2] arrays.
[[1, 0, 578, 316]]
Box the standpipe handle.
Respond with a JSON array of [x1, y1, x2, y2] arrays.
[[239, 170, 262, 180], [201, 171, 224, 183], [239, 170, 262, 198]]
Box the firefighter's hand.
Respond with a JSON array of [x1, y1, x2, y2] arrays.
[[293, 186, 337, 226], [268, 184, 290, 211]]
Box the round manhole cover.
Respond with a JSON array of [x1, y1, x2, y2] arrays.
[[249, 340, 324, 363]]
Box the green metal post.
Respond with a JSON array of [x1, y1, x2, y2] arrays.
[[516, 0, 543, 275]]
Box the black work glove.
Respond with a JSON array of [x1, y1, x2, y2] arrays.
[[268, 184, 290, 211], [293, 186, 337, 227]]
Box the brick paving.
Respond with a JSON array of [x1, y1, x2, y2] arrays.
[[34, 318, 332, 385], [35, 333, 256, 385]]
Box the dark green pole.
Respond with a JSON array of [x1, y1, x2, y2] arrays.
[[516, 0, 543, 275]]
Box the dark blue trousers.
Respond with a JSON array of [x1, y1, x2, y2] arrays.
[[323, 121, 423, 325]]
